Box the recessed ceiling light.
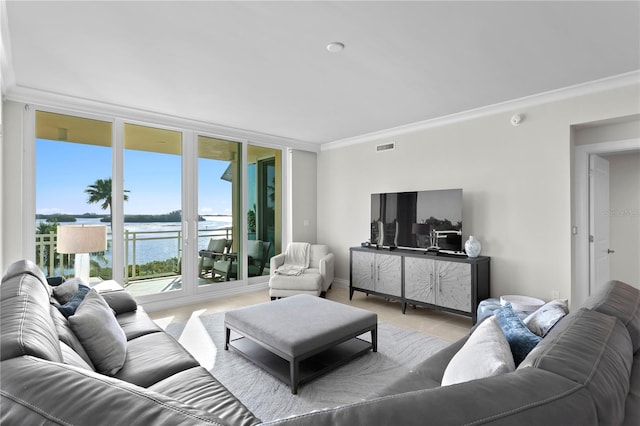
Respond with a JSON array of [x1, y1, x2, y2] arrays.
[[326, 42, 345, 53]]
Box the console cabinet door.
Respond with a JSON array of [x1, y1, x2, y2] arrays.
[[351, 251, 375, 291], [436, 260, 471, 312], [374, 254, 402, 297], [404, 257, 435, 304]]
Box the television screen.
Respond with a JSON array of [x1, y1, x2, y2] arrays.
[[371, 188, 462, 251]]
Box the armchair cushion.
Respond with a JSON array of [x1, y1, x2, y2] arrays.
[[269, 243, 334, 297]]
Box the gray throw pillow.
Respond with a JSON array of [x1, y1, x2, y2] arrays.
[[68, 289, 127, 375], [52, 277, 86, 304], [524, 299, 569, 337]]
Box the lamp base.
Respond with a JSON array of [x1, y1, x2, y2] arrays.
[[74, 253, 91, 284]]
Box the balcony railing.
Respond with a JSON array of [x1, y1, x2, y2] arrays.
[[35, 226, 233, 285]]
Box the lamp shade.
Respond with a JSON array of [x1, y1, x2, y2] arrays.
[[57, 225, 107, 254], [411, 223, 430, 235]]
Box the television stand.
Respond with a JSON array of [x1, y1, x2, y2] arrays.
[[349, 246, 490, 324]]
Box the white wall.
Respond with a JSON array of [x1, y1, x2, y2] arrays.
[[290, 149, 317, 243], [609, 152, 640, 287], [317, 85, 640, 305]]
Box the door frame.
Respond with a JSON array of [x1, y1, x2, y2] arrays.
[[573, 138, 639, 306]]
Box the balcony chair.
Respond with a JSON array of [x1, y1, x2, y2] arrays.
[[247, 240, 271, 277], [198, 238, 228, 279], [222, 240, 271, 280], [269, 243, 334, 299]]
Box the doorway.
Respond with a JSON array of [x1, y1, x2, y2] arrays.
[[573, 138, 640, 306]]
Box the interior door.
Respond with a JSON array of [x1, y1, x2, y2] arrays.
[[589, 154, 611, 294]]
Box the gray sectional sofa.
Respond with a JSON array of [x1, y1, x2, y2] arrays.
[[1, 259, 639, 425], [1, 260, 260, 425]]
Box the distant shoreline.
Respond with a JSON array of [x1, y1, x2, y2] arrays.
[[36, 213, 231, 223]]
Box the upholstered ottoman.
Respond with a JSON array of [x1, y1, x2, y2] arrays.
[[224, 294, 377, 394]]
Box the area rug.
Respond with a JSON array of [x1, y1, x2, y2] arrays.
[[164, 312, 449, 422]]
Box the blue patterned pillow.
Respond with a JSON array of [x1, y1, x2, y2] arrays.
[[57, 285, 90, 318], [495, 302, 542, 365]]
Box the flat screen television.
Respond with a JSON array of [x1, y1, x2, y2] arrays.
[[371, 188, 463, 251]]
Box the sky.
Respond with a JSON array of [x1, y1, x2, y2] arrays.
[[36, 139, 232, 216]]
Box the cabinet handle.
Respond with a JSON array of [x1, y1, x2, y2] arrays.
[[377, 264, 380, 282]]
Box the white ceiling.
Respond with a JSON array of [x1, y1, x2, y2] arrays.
[[2, 1, 639, 146]]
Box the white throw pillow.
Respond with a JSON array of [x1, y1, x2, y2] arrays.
[[441, 316, 515, 386], [68, 289, 127, 375]]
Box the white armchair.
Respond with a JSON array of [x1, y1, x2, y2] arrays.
[[269, 243, 334, 299]]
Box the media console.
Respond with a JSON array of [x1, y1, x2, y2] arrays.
[[349, 246, 490, 323]]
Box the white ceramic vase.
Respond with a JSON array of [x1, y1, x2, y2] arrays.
[[465, 236, 482, 258]]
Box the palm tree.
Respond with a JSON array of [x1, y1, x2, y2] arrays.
[[85, 178, 129, 221]]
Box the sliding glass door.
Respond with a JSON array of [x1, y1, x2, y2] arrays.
[[247, 145, 282, 280], [32, 108, 284, 305], [197, 136, 241, 286], [123, 123, 183, 297], [35, 111, 113, 280]]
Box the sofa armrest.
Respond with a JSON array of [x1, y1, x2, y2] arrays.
[[270, 253, 286, 276], [100, 291, 138, 314], [89, 280, 137, 314], [264, 369, 595, 426], [319, 253, 335, 291], [1, 356, 231, 426]]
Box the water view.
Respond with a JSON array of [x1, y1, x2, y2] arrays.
[[36, 216, 231, 265]]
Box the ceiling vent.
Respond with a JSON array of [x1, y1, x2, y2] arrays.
[[376, 142, 395, 153]]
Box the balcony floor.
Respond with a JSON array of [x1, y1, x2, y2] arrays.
[[125, 275, 237, 298]]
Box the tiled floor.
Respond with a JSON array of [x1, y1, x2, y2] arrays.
[[148, 286, 472, 343]]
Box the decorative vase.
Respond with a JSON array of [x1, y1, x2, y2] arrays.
[[465, 236, 482, 258]]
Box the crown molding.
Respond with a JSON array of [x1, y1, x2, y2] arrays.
[[321, 70, 640, 152], [3, 84, 320, 153]]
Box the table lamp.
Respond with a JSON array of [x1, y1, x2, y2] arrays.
[[57, 224, 107, 284]]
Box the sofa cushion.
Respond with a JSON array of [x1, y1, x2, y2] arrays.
[[1, 259, 51, 297], [519, 308, 633, 425], [116, 309, 164, 341], [442, 316, 515, 386], [50, 306, 95, 369], [114, 332, 200, 387], [495, 302, 542, 365], [582, 279, 640, 352], [149, 366, 260, 426], [68, 289, 127, 375], [59, 341, 94, 370], [1, 272, 63, 363]]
